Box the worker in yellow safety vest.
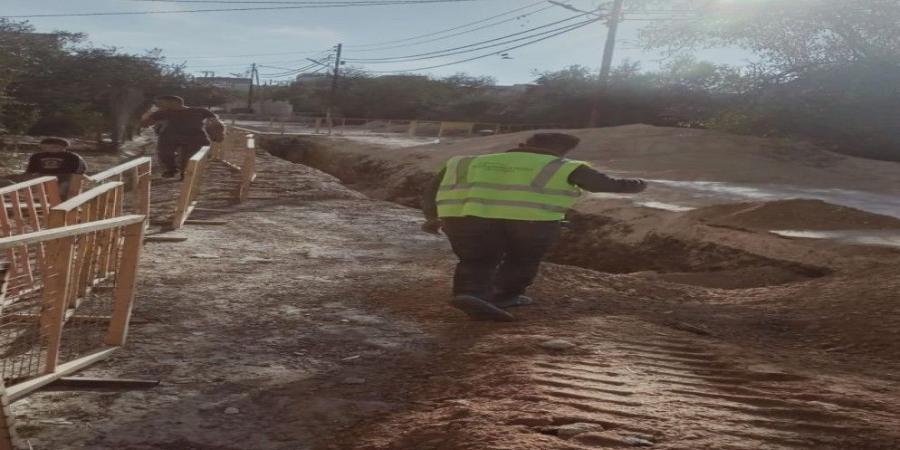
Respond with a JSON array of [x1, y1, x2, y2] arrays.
[[421, 133, 647, 322]]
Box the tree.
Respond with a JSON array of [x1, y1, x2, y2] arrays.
[[640, 0, 900, 160], [1, 19, 232, 148]]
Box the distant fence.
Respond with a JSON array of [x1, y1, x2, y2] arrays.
[[221, 114, 566, 138]]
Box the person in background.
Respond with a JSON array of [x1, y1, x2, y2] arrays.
[[17, 137, 88, 199], [421, 132, 647, 322], [140, 95, 224, 179]]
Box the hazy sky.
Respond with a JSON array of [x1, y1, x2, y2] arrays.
[[3, 0, 756, 84]]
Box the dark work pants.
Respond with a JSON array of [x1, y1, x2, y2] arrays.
[[157, 141, 205, 173], [442, 217, 561, 300]]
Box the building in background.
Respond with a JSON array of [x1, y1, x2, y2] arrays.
[[197, 76, 252, 93], [294, 73, 330, 85]]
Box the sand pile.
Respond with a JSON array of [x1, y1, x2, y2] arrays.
[[397, 124, 900, 194], [687, 199, 900, 231]]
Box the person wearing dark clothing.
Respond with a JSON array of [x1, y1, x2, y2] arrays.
[[140, 95, 224, 178], [422, 132, 647, 322], [22, 137, 88, 199]]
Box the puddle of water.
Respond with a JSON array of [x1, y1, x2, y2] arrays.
[[771, 230, 900, 248]]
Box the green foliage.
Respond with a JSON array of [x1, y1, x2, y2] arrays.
[[0, 19, 233, 147], [640, 0, 900, 161]]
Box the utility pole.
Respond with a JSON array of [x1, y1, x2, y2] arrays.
[[590, 0, 625, 127], [247, 62, 258, 112], [326, 43, 343, 135]]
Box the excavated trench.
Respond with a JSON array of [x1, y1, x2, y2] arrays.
[[262, 135, 829, 289]]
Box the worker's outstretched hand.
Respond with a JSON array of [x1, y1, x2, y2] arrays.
[[421, 219, 443, 235]]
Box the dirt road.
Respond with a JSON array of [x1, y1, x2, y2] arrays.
[[10, 146, 900, 449]]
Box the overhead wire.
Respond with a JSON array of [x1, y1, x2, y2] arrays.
[[166, 49, 330, 59], [258, 57, 333, 76], [362, 16, 600, 74], [344, 0, 546, 49], [349, 4, 558, 53], [345, 12, 600, 63], [2, 0, 495, 18]]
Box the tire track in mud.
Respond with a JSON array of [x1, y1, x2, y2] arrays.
[[516, 331, 900, 449]]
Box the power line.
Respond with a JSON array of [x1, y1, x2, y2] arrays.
[[362, 17, 599, 74], [345, 12, 599, 63], [167, 49, 330, 59], [345, 0, 546, 48], [349, 4, 557, 53], [181, 55, 330, 68], [2, 0, 494, 18], [131, 0, 476, 2], [258, 60, 329, 77]]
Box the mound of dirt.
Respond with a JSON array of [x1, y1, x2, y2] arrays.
[[687, 199, 900, 231], [391, 124, 900, 194]]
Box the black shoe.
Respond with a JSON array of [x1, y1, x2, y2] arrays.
[[450, 295, 515, 322], [492, 295, 535, 309], [162, 170, 177, 179]]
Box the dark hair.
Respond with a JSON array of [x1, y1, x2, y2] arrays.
[[155, 95, 185, 104], [40, 137, 70, 147], [525, 133, 580, 152]]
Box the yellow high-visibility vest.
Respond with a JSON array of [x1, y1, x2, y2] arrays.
[[436, 152, 586, 221]]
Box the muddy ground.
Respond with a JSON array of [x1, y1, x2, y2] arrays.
[[6, 134, 900, 449]]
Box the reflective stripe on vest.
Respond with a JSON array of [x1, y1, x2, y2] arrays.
[[436, 153, 584, 221], [436, 198, 570, 214]]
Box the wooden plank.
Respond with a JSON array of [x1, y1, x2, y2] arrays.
[[48, 377, 159, 390], [2, 314, 111, 324], [0, 198, 19, 295], [67, 174, 85, 200], [143, 235, 188, 243], [105, 221, 144, 346], [40, 235, 75, 373], [183, 219, 227, 226], [87, 157, 152, 183], [99, 186, 123, 276], [8, 191, 33, 286], [0, 377, 22, 450], [7, 348, 119, 402], [22, 187, 46, 272], [36, 182, 52, 219], [0, 177, 57, 196], [0, 216, 146, 250], [170, 158, 200, 230], [135, 164, 151, 219], [109, 185, 125, 274], [44, 178, 61, 206], [193, 208, 232, 213], [53, 182, 124, 213], [77, 196, 102, 298]]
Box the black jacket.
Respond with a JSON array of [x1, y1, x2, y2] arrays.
[[25, 151, 88, 176], [422, 148, 646, 220]]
